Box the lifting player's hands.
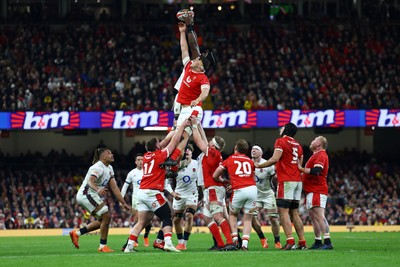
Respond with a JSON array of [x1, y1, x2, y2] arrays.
[[181, 117, 191, 128], [121, 202, 131, 213], [189, 115, 198, 126], [190, 99, 199, 107], [171, 191, 181, 200], [178, 22, 186, 32], [183, 10, 194, 25], [96, 187, 108, 197]]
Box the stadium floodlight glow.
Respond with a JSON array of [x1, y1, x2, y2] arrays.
[[218, 5, 222, 11], [143, 126, 169, 131]]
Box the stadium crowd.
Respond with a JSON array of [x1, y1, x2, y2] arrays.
[[1, 19, 400, 112], [0, 147, 398, 230]]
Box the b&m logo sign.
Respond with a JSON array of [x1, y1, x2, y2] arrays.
[[101, 111, 169, 129], [278, 110, 345, 128], [366, 109, 400, 127], [202, 110, 257, 128], [11, 111, 80, 129]]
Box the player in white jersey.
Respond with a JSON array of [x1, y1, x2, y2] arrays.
[[120, 153, 152, 249], [172, 144, 199, 250], [69, 148, 131, 252], [251, 145, 282, 249]]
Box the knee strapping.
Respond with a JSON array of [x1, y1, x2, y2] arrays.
[[185, 207, 196, 216]]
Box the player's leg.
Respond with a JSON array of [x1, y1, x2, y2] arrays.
[[153, 227, 165, 250], [173, 210, 184, 246], [308, 207, 323, 249], [241, 213, 253, 251], [155, 203, 180, 252], [125, 211, 153, 252], [178, 204, 196, 250], [267, 211, 282, 249], [306, 192, 322, 249], [310, 193, 332, 249], [289, 203, 306, 249], [121, 208, 139, 250], [72, 192, 106, 250], [276, 181, 295, 250], [252, 209, 269, 248], [143, 222, 152, 247], [290, 182, 306, 249], [210, 187, 233, 248], [321, 217, 333, 249], [98, 208, 113, 252], [204, 207, 225, 249], [239, 185, 258, 251], [266, 193, 281, 248]]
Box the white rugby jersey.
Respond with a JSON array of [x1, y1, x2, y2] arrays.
[[79, 160, 114, 194], [175, 159, 198, 195], [196, 153, 204, 187], [121, 168, 143, 198], [254, 158, 276, 194]]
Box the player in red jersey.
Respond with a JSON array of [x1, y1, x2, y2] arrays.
[[123, 119, 190, 253], [213, 139, 257, 251], [298, 136, 333, 250], [190, 116, 235, 251], [173, 12, 215, 135], [255, 122, 307, 250]]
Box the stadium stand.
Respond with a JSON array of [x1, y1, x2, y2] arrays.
[[0, 148, 398, 229], [1, 19, 399, 112]]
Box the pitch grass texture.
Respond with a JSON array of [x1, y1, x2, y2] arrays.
[[0, 232, 399, 267]]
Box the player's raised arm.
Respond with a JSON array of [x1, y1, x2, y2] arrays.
[[256, 149, 282, 168], [191, 116, 207, 153], [178, 22, 190, 61], [159, 129, 176, 149], [165, 118, 190, 155], [183, 11, 200, 59]]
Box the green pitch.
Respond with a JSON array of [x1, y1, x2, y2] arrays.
[[1, 232, 399, 267]]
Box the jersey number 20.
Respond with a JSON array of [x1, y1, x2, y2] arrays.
[[234, 160, 252, 175]]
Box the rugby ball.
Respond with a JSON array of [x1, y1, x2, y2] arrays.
[[176, 9, 194, 22]]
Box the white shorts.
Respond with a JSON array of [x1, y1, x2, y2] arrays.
[[76, 188, 108, 218], [277, 181, 302, 201], [172, 192, 199, 210], [177, 105, 203, 129], [306, 192, 327, 209], [256, 190, 278, 210], [131, 194, 138, 210], [203, 186, 226, 217], [136, 189, 167, 212], [230, 185, 257, 214]]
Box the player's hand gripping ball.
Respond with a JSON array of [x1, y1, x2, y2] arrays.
[[176, 9, 194, 22]]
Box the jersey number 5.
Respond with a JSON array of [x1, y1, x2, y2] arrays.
[[292, 147, 298, 163]]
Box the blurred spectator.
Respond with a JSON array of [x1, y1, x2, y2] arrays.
[[0, 19, 399, 112]]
